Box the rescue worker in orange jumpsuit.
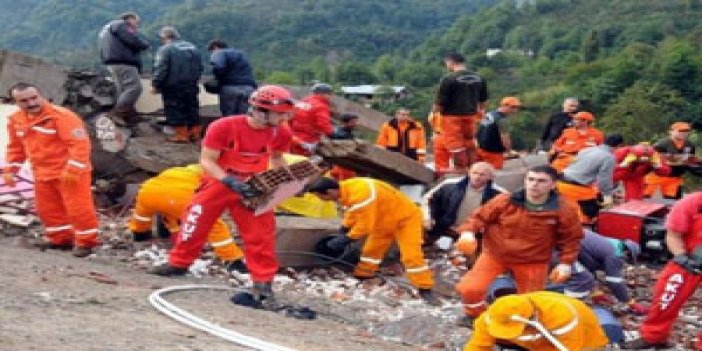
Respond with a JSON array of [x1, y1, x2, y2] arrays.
[[434, 52, 488, 171], [476, 96, 522, 170], [464, 291, 609, 351], [550, 111, 604, 173], [289, 83, 334, 156], [613, 142, 670, 201], [2, 82, 99, 258], [645, 122, 700, 199], [428, 111, 450, 176], [454, 165, 583, 323], [624, 192, 702, 350], [308, 177, 439, 306], [376, 107, 427, 163], [148, 85, 294, 308], [128, 164, 246, 272]]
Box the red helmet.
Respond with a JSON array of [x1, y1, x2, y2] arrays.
[[249, 85, 295, 113], [631, 142, 654, 159]]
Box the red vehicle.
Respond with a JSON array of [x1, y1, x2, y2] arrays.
[[597, 200, 673, 263]]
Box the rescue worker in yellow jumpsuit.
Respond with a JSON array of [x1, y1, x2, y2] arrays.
[[308, 177, 439, 305], [465, 291, 609, 351], [128, 164, 246, 271]]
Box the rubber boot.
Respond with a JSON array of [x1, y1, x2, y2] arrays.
[[418, 288, 441, 306], [72, 246, 93, 258], [188, 124, 203, 142], [168, 126, 190, 143], [147, 263, 188, 276], [252, 281, 277, 310]]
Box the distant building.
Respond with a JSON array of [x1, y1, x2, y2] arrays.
[[340, 85, 409, 106], [486, 48, 534, 58]]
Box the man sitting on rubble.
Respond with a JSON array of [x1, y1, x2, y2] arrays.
[[453, 165, 583, 326], [308, 177, 440, 306], [148, 85, 295, 310], [463, 291, 609, 351], [421, 162, 506, 246], [128, 164, 247, 273]]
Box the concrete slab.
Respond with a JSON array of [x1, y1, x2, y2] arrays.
[[275, 215, 341, 267]]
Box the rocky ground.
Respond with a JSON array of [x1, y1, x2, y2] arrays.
[[0, 213, 700, 351]]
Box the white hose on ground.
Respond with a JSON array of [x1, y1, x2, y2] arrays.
[[148, 284, 297, 351]]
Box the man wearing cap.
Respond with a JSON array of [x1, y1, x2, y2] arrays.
[[550, 111, 604, 173], [376, 108, 427, 163], [289, 83, 335, 156], [476, 96, 522, 169], [553, 230, 648, 315], [206, 39, 257, 116], [540, 97, 579, 151], [644, 122, 700, 199], [454, 165, 583, 322], [557, 134, 623, 224], [624, 192, 702, 350], [464, 291, 609, 351], [434, 52, 488, 172]]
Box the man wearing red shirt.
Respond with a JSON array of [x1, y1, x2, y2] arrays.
[[624, 192, 702, 350], [149, 85, 295, 308], [289, 83, 334, 155]]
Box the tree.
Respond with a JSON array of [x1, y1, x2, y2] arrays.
[[374, 54, 399, 83], [335, 61, 377, 85], [264, 70, 297, 85], [600, 81, 688, 142], [581, 30, 599, 63]]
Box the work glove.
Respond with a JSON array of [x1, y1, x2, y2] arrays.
[[672, 254, 702, 275], [599, 194, 614, 208], [455, 231, 478, 255], [61, 169, 80, 187], [627, 301, 650, 316], [300, 142, 317, 153], [651, 153, 663, 168], [549, 263, 572, 283], [2, 172, 16, 188], [326, 234, 353, 252], [619, 153, 638, 167], [221, 176, 262, 199]]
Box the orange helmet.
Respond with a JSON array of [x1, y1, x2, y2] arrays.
[[574, 111, 595, 122], [249, 85, 296, 113]]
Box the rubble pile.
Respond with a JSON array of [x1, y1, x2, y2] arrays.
[[62, 70, 115, 117]]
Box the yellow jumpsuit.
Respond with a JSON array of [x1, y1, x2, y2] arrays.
[[465, 291, 609, 351], [128, 165, 243, 262], [340, 178, 433, 289]]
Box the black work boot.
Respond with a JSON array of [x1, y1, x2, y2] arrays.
[[147, 264, 188, 276], [224, 259, 248, 274], [72, 246, 93, 258], [622, 338, 670, 349], [418, 289, 442, 306], [252, 282, 278, 310]]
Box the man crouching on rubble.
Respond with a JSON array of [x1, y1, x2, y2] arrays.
[[148, 85, 295, 309], [308, 177, 441, 306], [3, 82, 100, 257], [453, 165, 583, 326]]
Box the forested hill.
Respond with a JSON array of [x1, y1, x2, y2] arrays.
[[0, 0, 493, 70], [405, 0, 702, 148]]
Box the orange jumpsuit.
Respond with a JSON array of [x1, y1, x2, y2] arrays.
[[429, 112, 450, 173], [551, 127, 604, 172], [340, 178, 433, 289], [128, 165, 244, 262], [465, 291, 609, 351], [376, 118, 427, 162], [5, 103, 98, 248]]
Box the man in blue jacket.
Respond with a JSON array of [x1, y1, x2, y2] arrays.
[[98, 11, 150, 125], [206, 40, 257, 116], [421, 162, 506, 245]]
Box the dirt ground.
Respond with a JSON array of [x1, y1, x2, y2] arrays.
[[0, 236, 418, 351]]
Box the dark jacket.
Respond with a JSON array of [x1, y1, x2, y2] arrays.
[[477, 110, 506, 152], [330, 126, 356, 140], [540, 111, 573, 148], [425, 177, 503, 240], [210, 48, 256, 87], [653, 138, 698, 177], [98, 20, 150, 70], [152, 40, 203, 90], [578, 230, 629, 302]]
